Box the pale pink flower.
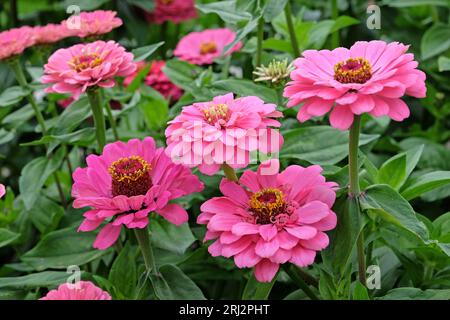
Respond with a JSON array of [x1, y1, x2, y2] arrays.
[[174, 28, 242, 65], [0, 26, 35, 60], [283, 41, 427, 130], [165, 93, 283, 176], [197, 160, 337, 282], [32, 24, 75, 45], [0, 184, 5, 198], [41, 40, 136, 100], [145, 0, 197, 24], [72, 137, 204, 250], [40, 281, 111, 300], [62, 10, 122, 38]]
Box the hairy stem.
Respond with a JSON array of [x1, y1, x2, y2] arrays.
[[87, 88, 107, 152], [348, 115, 366, 285], [284, 1, 300, 57], [134, 228, 157, 274]]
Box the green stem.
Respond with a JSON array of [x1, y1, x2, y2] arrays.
[[255, 17, 264, 68], [87, 88, 107, 152], [348, 115, 361, 196], [221, 55, 231, 79], [285, 265, 320, 300], [104, 100, 119, 141], [9, 59, 47, 133], [8, 58, 67, 208], [331, 0, 339, 48], [348, 115, 366, 285], [284, 1, 300, 57], [222, 163, 238, 182], [134, 228, 157, 274]]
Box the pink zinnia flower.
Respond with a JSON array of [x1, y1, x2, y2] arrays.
[[174, 28, 242, 65], [41, 40, 136, 100], [283, 41, 427, 130], [145, 0, 197, 24], [0, 26, 35, 60], [32, 24, 75, 45], [72, 137, 204, 250], [165, 93, 283, 176], [40, 281, 111, 300], [0, 184, 5, 198], [197, 160, 337, 282], [62, 10, 122, 38]]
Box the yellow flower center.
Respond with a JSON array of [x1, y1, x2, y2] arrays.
[[68, 52, 103, 72], [249, 188, 287, 225], [108, 156, 152, 197], [334, 57, 372, 84], [200, 41, 217, 55], [202, 103, 231, 126]]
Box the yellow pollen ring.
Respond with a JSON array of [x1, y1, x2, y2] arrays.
[[200, 41, 217, 55], [202, 103, 230, 124], [334, 57, 372, 84], [108, 156, 151, 183], [249, 188, 285, 217]]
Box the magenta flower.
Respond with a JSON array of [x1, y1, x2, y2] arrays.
[[197, 160, 337, 282], [174, 28, 242, 65], [32, 24, 75, 45], [145, 0, 197, 25], [40, 281, 111, 300], [41, 40, 136, 100], [62, 10, 122, 38], [0, 26, 35, 60], [165, 93, 283, 175], [283, 41, 427, 130], [0, 184, 5, 198], [124, 60, 183, 102], [72, 137, 204, 250]]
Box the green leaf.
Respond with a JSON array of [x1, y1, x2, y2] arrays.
[[19, 148, 65, 210], [330, 16, 360, 33], [352, 282, 370, 300], [401, 171, 450, 200], [377, 154, 407, 190], [196, 1, 252, 24], [125, 64, 151, 93], [438, 56, 450, 72], [0, 271, 76, 289], [21, 227, 108, 270], [126, 0, 154, 11], [384, 0, 450, 7], [0, 228, 20, 248], [0, 86, 29, 107], [242, 273, 276, 300], [132, 42, 165, 62], [0, 128, 14, 145], [224, 16, 260, 53], [2, 104, 35, 127], [421, 24, 450, 60], [263, 0, 288, 22], [52, 97, 91, 135], [28, 197, 64, 235], [281, 126, 379, 165], [149, 264, 206, 300], [150, 218, 196, 255], [379, 288, 450, 300], [360, 184, 429, 242], [109, 243, 137, 298], [58, 0, 109, 10], [138, 91, 168, 131], [213, 79, 278, 104], [322, 197, 363, 277]]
